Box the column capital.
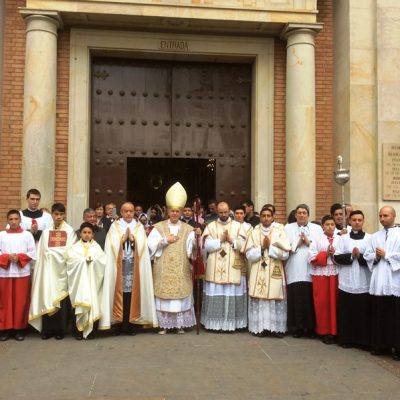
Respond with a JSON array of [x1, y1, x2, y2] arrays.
[[20, 9, 63, 33], [280, 22, 323, 41]]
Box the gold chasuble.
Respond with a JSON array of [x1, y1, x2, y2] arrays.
[[100, 219, 158, 329], [29, 222, 76, 331], [203, 219, 246, 285], [233, 224, 253, 276], [152, 221, 193, 299], [245, 224, 291, 300]]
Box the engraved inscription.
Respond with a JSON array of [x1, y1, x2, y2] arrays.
[[159, 40, 189, 52], [383, 143, 400, 200]]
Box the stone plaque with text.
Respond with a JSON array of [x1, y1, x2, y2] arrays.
[[383, 143, 400, 200]]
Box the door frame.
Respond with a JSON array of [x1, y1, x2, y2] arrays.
[[68, 29, 274, 228]]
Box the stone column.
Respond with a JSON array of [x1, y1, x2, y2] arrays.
[[282, 23, 322, 219], [20, 11, 61, 209]]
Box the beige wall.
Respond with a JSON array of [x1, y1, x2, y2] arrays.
[[377, 0, 400, 218], [334, 0, 400, 231]]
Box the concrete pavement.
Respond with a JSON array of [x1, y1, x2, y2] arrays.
[[0, 329, 399, 400]]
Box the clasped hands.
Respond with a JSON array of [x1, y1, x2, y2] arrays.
[[352, 247, 360, 259], [122, 228, 134, 243], [376, 247, 385, 260], [261, 236, 270, 252], [297, 233, 311, 248], [220, 230, 232, 245], [166, 233, 179, 244], [327, 244, 335, 256], [9, 253, 19, 263]]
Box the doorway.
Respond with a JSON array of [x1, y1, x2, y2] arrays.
[[127, 158, 215, 208], [90, 57, 251, 209]]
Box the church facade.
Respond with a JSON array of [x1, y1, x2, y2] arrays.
[[0, 0, 398, 231]]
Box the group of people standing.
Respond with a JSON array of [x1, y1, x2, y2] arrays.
[[0, 186, 399, 361]]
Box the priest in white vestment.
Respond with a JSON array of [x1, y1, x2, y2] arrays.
[[284, 204, 323, 337], [100, 202, 157, 333], [201, 201, 247, 331], [29, 203, 77, 339], [233, 205, 253, 278], [364, 206, 400, 359], [245, 206, 290, 336], [148, 182, 200, 334], [66, 222, 106, 339]]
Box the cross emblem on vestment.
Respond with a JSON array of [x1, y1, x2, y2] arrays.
[[48, 231, 67, 248]]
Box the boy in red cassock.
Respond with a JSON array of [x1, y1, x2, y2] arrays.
[[0, 209, 36, 341]]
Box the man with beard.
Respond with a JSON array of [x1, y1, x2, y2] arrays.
[[201, 202, 247, 332]]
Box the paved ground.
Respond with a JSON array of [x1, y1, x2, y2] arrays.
[[1, 329, 400, 400]]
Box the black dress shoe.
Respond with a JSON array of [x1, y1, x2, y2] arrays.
[[41, 332, 53, 340], [393, 349, 400, 361], [125, 330, 136, 336], [305, 330, 317, 339], [0, 331, 10, 341], [75, 335, 83, 341], [55, 332, 64, 340], [371, 348, 383, 356], [322, 335, 334, 345], [274, 332, 285, 338], [15, 331, 25, 341], [111, 326, 121, 336]]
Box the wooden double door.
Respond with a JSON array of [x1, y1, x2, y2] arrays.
[[90, 57, 251, 209]]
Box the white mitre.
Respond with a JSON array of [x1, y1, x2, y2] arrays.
[[166, 182, 187, 209]]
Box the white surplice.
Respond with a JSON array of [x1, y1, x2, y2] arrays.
[[364, 227, 400, 296], [0, 230, 36, 278], [19, 210, 53, 233], [284, 222, 323, 284], [335, 233, 371, 294]]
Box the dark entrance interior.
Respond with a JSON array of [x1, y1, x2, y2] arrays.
[[90, 57, 251, 209], [127, 158, 215, 208]]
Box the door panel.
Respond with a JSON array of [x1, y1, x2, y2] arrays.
[[171, 63, 251, 204], [90, 58, 251, 208]]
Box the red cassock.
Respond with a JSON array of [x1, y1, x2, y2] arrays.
[[311, 249, 338, 336], [0, 229, 35, 330]]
